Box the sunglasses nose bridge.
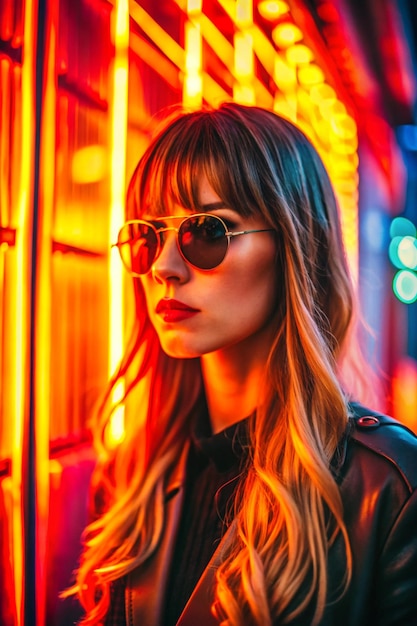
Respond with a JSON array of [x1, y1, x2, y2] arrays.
[[151, 224, 189, 278], [157, 224, 179, 234], [155, 224, 180, 249]]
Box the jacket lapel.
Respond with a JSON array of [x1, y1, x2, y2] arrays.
[[125, 442, 238, 626], [125, 445, 188, 626], [176, 520, 236, 626]]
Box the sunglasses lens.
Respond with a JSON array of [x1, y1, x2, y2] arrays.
[[179, 215, 228, 269], [117, 221, 158, 275]]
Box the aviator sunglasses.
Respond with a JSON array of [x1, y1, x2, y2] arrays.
[[114, 213, 274, 275]]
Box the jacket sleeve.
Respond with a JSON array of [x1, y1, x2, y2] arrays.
[[375, 488, 417, 625]]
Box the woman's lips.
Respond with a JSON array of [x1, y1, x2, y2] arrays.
[[156, 298, 200, 322]]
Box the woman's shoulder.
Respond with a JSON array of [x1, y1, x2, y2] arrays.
[[343, 401, 417, 493]]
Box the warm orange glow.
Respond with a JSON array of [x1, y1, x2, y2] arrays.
[[298, 63, 324, 87], [331, 139, 358, 155], [234, 32, 254, 79], [330, 112, 357, 140], [258, 0, 290, 20], [109, 0, 129, 439], [198, 13, 234, 69], [272, 22, 303, 48], [130, 31, 180, 89], [286, 43, 314, 65], [232, 0, 255, 104], [13, 102, 27, 626], [185, 23, 201, 73], [233, 83, 256, 104], [183, 20, 203, 107], [187, 0, 202, 13], [201, 72, 230, 107], [273, 54, 297, 93], [184, 73, 203, 101], [129, 1, 184, 70], [105, 391, 126, 448], [72, 145, 108, 184], [392, 357, 417, 433], [247, 25, 274, 79], [49, 460, 63, 476], [236, 0, 252, 27], [11, 1, 39, 622], [310, 83, 336, 105], [319, 97, 346, 121]]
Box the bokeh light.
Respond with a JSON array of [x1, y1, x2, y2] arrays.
[[393, 269, 417, 303], [390, 216, 416, 238], [258, 0, 290, 20]]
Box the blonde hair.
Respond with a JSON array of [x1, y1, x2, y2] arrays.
[[72, 103, 357, 624]]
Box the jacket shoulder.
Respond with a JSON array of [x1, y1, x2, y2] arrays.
[[348, 402, 417, 492]]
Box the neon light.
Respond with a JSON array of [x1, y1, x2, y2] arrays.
[[234, 32, 254, 79], [185, 22, 201, 73], [393, 269, 417, 303], [236, 0, 252, 27], [11, 0, 38, 620], [398, 236, 417, 270], [390, 216, 416, 238], [183, 19, 202, 108], [258, 1, 290, 20], [298, 64, 324, 87], [108, 0, 129, 443], [310, 83, 336, 105], [130, 31, 180, 87], [233, 0, 255, 104], [71, 145, 107, 184], [187, 0, 202, 13], [330, 113, 357, 140], [272, 23, 303, 48], [392, 358, 417, 432], [129, 1, 184, 71], [273, 54, 297, 93], [286, 43, 314, 65]]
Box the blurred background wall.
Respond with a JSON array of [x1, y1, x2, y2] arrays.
[[0, 0, 416, 624]]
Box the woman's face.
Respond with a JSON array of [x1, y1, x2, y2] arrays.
[[140, 175, 278, 360]]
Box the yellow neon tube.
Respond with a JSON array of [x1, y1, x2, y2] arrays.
[[108, 0, 129, 445]]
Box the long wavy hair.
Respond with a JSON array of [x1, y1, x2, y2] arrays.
[[73, 103, 358, 625]]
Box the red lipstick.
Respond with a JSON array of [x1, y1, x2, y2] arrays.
[[156, 298, 200, 323]]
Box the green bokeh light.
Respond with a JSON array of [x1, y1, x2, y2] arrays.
[[393, 269, 417, 304], [390, 216, 416, 239], [397, 236, 417, 270]]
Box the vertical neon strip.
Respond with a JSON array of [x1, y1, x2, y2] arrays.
[[236, 0, 252, 26], [184, 2, 202, 108], [13, 0, 36, 622], [108, 0, 129, 444], [233, 0, 255, 104], [187, 0, 202, 13]]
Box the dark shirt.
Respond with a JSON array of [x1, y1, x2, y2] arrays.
[[164, 415, 248, 625], [104, 414, 248, 626]]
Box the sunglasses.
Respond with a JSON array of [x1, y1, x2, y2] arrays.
[[114, 213, 274, 275]]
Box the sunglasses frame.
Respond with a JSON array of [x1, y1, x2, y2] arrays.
[[114, 213, 274, 275]]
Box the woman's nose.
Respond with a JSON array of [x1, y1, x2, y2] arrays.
[[151, 231, 190, 284]]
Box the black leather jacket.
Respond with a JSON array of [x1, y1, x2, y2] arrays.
[[125, 403, 417, 626]]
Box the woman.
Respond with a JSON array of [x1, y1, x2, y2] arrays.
[[71, 103, 417, 625]]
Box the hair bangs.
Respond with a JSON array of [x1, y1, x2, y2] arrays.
[[135, 109, 264, 219]]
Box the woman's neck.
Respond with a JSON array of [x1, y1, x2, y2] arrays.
[[201, 338, 271, 434]]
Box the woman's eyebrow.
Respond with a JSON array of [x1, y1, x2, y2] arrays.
[[202, 201, 228, 211]]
